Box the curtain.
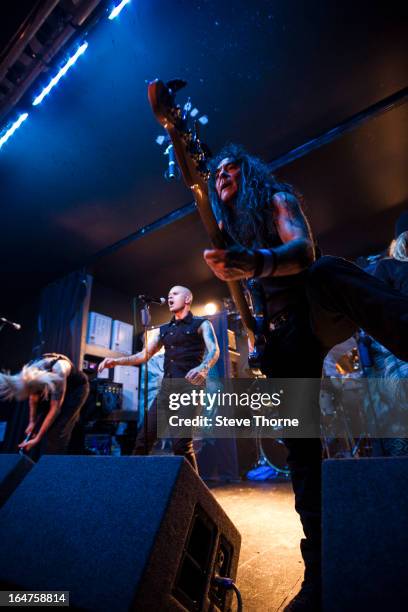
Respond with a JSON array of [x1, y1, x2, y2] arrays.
[[34, 269, 89, 367]]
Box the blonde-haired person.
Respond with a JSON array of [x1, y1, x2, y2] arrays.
[[0, 353, 89, 454]]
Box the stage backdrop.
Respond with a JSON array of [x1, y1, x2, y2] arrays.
[[33, 269, 89, 366]]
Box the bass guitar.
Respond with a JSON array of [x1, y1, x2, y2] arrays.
[[148, 78, 265, 368]]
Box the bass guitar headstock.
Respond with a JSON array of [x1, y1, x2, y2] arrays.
[[148, 79, 211, 188]]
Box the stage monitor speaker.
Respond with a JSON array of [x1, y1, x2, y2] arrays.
[[323, 457, 408, 612], [0, 453, 34, 508], [0, 456, 240, 611]]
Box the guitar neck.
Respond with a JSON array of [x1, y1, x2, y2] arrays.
[[147, 81, 256, 345], [169, 131, 256, 341]]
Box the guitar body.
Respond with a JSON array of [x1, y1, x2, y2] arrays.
[[148, 79, 265, 369]]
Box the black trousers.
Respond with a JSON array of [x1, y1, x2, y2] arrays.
[[260, 255, 408, 586], [132, 395, 198, 472]]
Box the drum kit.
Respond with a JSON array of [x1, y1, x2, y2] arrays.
[[254, 335, 375, 476], [319, 336, 373, 458]]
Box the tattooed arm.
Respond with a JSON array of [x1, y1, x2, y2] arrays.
[[204, 192, 315, 280], [185, 320, 220, 385], [98, 329, 163, 372], [268, 191, 315, 276], [200, 320, 220, 372]]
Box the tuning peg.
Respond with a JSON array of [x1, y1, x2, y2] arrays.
[[193, 120, 200, 142]]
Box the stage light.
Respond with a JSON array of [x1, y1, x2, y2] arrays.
[[32, 42, 88, 106], [1, 0, 133, 153], [108, 0, 131, 20], [0, 113, 29, 150], [204, 302, 218, 315]]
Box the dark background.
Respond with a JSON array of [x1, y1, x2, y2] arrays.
[[0, 0, 407, 366]]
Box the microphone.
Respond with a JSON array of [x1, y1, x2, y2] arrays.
[[138, 295, 166, 306], [0, 317, 22, 330]]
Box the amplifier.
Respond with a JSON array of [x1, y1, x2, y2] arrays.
[[80, 380, 123, 421], [94, 380, 123, 415]]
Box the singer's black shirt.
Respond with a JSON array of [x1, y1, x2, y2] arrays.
[[159, 312, 207, 378]]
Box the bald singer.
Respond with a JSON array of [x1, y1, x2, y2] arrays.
[[98, 285, 220, 471]]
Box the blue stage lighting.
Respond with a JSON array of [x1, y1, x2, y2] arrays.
[[109, 0, 131, 20], [32, 42, 88, 106], [1, 0, 133, 152], [0, 113, 29, 150]]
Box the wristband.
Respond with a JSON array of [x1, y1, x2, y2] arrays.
[[254, 249, 277, 278]]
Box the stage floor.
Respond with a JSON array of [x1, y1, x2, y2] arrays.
[[209, 481, 304, 612]]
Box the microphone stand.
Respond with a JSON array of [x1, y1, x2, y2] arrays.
[[139, 300, 151, 456]]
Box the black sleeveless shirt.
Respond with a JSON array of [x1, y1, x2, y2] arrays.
[[41, 353, 87, 390], [159, 313, 207, 378], [227, 205, 307, 316]]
